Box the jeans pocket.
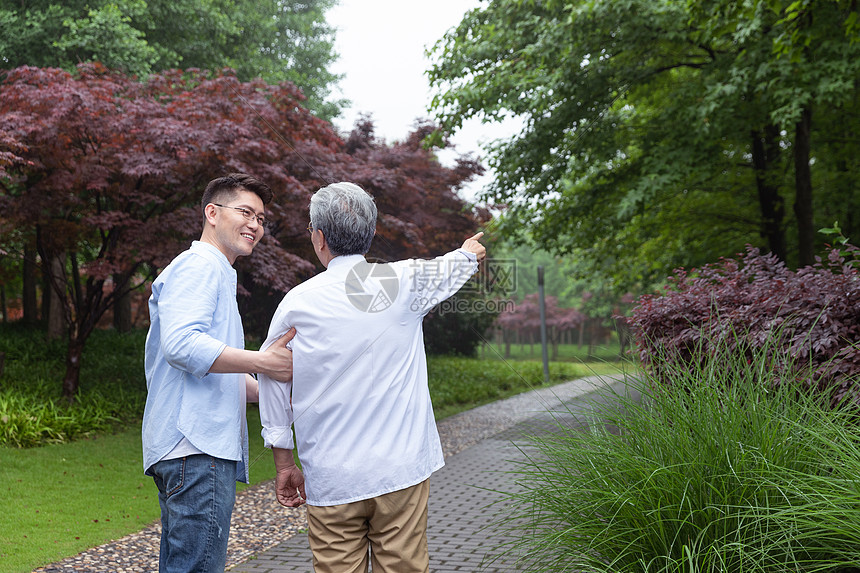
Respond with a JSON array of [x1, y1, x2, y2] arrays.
[[154, 457, 186, 499]]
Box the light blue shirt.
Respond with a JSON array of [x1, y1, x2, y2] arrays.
[[259, 249, 478, 505], [142, 241, 249, 483]]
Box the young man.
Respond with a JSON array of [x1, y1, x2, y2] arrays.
[[258, 181, 486, 573], [142, 173, 296, 573]]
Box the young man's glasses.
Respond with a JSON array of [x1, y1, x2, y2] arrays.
[[213, 203, 268, 229]]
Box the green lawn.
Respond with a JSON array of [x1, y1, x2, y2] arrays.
[[0, 406, 293, 572], [0, 326, 623, 573], [0, 426, 157, 571]]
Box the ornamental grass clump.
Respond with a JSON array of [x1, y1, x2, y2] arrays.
[[492, 333, 860, 573]]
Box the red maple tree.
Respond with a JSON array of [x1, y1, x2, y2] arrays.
[[0, 65, 486, 399]]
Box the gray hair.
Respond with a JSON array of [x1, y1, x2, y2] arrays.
[[309, 182, 377, 256]]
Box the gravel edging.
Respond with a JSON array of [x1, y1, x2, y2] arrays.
[[33, 374, 620, 572], [32, 478, 308, 573]]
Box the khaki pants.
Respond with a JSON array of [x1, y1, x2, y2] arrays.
[[307, 480, 430, 573]]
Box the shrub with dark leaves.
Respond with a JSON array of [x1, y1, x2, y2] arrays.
[[628, 245, 860, 405]]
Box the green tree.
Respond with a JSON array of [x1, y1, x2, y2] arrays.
[[0, 0, 343, 118], [429, 0, 860, 291], [494, 242, 573, 305]]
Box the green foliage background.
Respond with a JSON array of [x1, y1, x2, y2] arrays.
[[0, 0, 344, 118], [429, 0, 860, 295]]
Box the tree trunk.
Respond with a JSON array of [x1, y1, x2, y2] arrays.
[[41, 268, 49, 326], [793, 107, 814, 267], [587, 320, 596, 360], [113, 274, 132, 332], [22, 242, 38, 324], [62, 334, 84, 402], [1, 284, 6, 322], [616, 318, 630, 359], [751, 125, 787, 261], [46, 253, 66, 340]]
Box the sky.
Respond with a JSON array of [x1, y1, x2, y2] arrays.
[[326, 0, 521, 202]]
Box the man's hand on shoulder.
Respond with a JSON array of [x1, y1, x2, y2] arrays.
[[208, 327, 295, 381], [261, 328, 296, 382], [461, 231, 486, 262]]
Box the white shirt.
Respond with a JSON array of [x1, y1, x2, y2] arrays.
[[258, 249, 478, 505]]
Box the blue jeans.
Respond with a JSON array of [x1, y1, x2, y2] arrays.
[[151, 455, 237, 573]]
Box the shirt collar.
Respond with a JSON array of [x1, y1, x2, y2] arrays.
[[326, 254, 366, 270], [190, 241, 237, 283], [191, 240, 231, 264]]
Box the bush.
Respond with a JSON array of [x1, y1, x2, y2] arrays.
[[0, 324, 147, 447], [628, 246, 860, 406], [491, 335, 860, 572], [423, 292, 498, 356]]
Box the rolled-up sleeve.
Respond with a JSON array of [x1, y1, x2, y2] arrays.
[[156, 259, 227, 378], [259, 373, 294, 449]]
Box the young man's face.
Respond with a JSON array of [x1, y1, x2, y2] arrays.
[[209, 189, 265, 264]]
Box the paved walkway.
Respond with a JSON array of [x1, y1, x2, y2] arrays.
[[230, 374, 625, 573]]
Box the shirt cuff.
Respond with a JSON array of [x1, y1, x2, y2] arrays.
[[262, 426, 295, 450], [455, 248, 478, 262], [188, 340, 227, 379]]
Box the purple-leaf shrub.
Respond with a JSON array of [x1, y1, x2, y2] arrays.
[[628, 246, 860, 405]]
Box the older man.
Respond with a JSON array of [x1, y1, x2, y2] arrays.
[[258, 181, 485, 573]]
